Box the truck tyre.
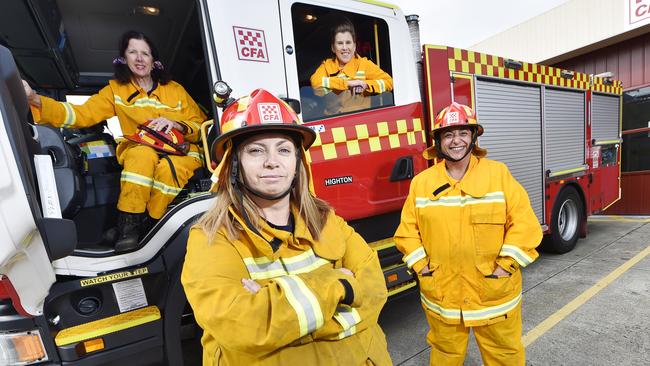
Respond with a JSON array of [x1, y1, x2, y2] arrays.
[[545, 185, 583, 253]]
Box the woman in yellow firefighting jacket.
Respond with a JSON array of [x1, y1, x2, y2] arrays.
[[181, 89, 391, 365], [310, 21, 393, 115], [22, 30, 206, 251], [394, 102, 542, 366]]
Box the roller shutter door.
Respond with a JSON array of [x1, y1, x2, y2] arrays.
[[592, 94, 620, 143], [475, 79, 544, 222], [544, 88, 585, 174]]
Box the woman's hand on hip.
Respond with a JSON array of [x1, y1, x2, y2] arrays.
[[491, 265, 511, 278], [148, 117, 184, 134], [419, 265, 431, 276]]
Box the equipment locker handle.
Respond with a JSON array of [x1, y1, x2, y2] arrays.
[[390, 157, 414, 182]]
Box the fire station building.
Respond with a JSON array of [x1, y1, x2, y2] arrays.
[[472, 0, 650, 215]]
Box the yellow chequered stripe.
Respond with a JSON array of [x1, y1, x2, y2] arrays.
[[310, 118, 425, 160], [55, 306, 160, 346], [591, 78, 623, 95], [448, 47, 590, 90]]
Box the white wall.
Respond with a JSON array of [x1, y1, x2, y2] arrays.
[[471, 0, 633, 63]]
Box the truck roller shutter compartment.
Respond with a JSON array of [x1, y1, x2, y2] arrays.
[[544, 88, 585, 175], [475, 79, 544, 222], [591, 94, 621, 144]]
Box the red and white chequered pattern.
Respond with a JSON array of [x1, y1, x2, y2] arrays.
[[238, 30, 263, 47], [258, 103, 282, 123], [447, 111, 459, 125], [233, 26, 269, 62]]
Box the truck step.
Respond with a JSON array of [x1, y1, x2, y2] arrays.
[[55, 306, 161, 346], [387, 279, 418, 298], [382, 262, 415, 296]]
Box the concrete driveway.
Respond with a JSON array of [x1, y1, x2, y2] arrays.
[[379, 217, 650, 366]]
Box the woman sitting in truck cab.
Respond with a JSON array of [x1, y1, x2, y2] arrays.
[[310, 20, 393, 115], [22, 30, 206, 252], [181, 89, 391, 365]]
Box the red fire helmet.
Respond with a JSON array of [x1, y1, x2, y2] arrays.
[[433, 102, 483, 137], [211, 88, 316, 160], [125, 121, 189, 155]]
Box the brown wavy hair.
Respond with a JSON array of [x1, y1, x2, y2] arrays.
[[196, 139, 331, 244]]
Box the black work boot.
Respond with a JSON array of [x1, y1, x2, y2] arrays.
[[114, 211, 144, 252], [141, 215, 159, 237]]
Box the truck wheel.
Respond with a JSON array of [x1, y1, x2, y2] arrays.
[[546, 185, 583, 253]]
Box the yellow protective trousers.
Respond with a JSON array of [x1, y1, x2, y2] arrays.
[[424, 302, 524, 366], [116, 142, 202, 219]]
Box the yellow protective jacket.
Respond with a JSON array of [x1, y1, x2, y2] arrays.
[[31, 79, 206, 143], [182, 206, 391, 365], [394, 156, 542, 326], [310, 56, 393, 114]]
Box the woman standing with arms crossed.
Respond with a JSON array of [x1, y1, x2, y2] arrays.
[[182, 89, 391, 365]]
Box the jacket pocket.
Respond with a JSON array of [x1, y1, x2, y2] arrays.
[[471, 204, 506, 257], [418, 262, 443, 302], [476, 263, 515, 302]]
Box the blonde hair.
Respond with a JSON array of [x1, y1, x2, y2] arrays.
[[196, 143, 331, 244]]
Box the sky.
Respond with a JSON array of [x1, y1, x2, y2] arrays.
[[390, 0, 570, 48]]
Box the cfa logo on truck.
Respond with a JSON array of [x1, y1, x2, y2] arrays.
[[233, 26, 269, 62]]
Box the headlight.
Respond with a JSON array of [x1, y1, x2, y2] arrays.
[[0, 329, 48, 365]]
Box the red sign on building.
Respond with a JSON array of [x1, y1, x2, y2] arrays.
[[628, 0, 650, 26]]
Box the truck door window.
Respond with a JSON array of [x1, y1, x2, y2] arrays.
[[291, 3, 394, 122]]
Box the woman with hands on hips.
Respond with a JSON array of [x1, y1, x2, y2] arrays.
[[181, 89, 392, 366], [23, 30, 206, 252]]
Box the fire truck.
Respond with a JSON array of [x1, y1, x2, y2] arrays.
[[0, 0, 621, 364]]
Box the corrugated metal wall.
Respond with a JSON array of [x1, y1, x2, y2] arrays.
[[591, 94, 621, 143], [555, 32, 650, 90], [475, 79, 544, 222], [544, 88, 585, 174]]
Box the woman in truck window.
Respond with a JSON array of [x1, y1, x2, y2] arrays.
[[181, 89, 391, 366], [22, 30, 206, 252], [310, 21, 393, 115], [393, 102, 542, 366]]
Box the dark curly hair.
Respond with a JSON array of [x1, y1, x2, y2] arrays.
[[114, 30, 170, 85]]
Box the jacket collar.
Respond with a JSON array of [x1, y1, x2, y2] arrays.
[[430, 155, 488, 199], [323, 55, 361, 77], [227, 205, 345, 261]]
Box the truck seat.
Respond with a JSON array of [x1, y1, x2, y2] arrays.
[[34, 125, 86, 218]]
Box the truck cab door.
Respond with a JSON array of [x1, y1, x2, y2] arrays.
[[201, 0, 288, 100], [278, 1, 427, 226], [0, 46, 57, 316]]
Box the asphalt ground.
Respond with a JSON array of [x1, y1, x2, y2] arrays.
[[379, 217, 650, 366]]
